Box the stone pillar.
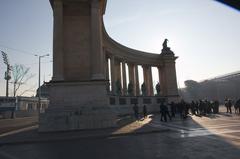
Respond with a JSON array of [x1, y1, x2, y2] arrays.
[[122, 61, 127, 95], [91, 0, 105, 80], [142, 65, 149, 96], [52, 0, 64, 81], [105, 57, 110, 92], [110, 56, 116, 94], [115, 59, 121, 82], [163, 61, 178, 96], [40, 0, 117, 132], [114, 59, 122, 95], [148, 66, 154, 96], [142, 65, 153, 96], [128, 63, 136, 95], [135, 64, 140, 96], [158, 66, 166, 96]]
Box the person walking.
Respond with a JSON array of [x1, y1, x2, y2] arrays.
[[170, 102, 176, 117], [143, 105, 148, 119], [228, 99, 232, 114], [133, 103, 139, 120], [160, 102, 166, 122], [160, 102, 171, 122]]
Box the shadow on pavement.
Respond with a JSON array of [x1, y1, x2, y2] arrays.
[[0, 112, 240, 159]]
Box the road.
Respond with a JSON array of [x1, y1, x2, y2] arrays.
[[0, 116, 38, 135]]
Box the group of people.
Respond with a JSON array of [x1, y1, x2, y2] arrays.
[[132, 97, 240, 122], [159, 98, 240, 122], [133, 104, 148, 120], [224, 98, 240, 114]]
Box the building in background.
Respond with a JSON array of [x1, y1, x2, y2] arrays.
[[0, 96, 49, 119], [181, 71, 240, 103], [36, 82, 49, 98]]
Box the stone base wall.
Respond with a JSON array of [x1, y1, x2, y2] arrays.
[[39, 106, 116, 132], [109, 96, 179, 116], [39, 81, 117, 132]]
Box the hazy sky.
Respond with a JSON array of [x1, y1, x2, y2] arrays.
[[0, 0, 240, 96]]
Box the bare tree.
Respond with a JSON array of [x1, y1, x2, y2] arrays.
[[11, 64, 35, 97]]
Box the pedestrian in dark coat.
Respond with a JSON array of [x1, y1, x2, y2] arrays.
[[133, 103, 139, 120], [143, 105, 147, 118]]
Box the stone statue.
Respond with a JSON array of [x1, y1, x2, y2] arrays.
[[155, 82, 161, 96], [141, 82, 147, 96], [128, 81, 134, 96], [162, 39, 168, 50], [115, 79, 122, 95], [161, 38, 174, 55]]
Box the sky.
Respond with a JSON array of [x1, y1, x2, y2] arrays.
[[0, 0, 240, 97]]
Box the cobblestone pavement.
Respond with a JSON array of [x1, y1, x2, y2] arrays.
[[0, 112, 239, 159]]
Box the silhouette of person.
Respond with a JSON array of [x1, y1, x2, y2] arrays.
[[160, 102, 171, 122], [143, 105, 147, 118], [163, 39, 168, 49], [133, 103, 139, 120]]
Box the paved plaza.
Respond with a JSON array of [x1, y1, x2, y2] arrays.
[[0, 110, 240, 159]]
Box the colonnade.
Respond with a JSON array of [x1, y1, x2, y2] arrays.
[[106, 55, 165, 96]]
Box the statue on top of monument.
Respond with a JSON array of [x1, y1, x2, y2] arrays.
[[161, 38, 174, 55], [163, 39, 168, 50]]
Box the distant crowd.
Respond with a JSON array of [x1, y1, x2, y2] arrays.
[[132, 98, 240, 122]]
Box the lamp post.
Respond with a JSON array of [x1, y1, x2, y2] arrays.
[[1, 51, 12, 97], [37, 54, 49, 113]]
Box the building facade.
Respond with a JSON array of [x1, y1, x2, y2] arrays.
[[0, 96, 49, 118]]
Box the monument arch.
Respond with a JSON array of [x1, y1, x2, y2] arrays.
[[39, 0, 179, 132]]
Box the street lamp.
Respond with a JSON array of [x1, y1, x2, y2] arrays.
[[1, 51, 12, 97], [36, 54, 49, 113]]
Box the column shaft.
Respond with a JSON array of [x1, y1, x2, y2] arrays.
[[122, 61, 127, 95], [52, 0, 64, 81], [135, 65, 140, 96], [115, 60, 121, 82], [158, 67, 164, 95], [148, 67, 153, 96], [114, 59, 122, 95], [128, 63, 136, 95], [106, 57, 110, 92], [91, 0, 105, 80], [110, 56, 116, 94], [142, 66, 149, 96]]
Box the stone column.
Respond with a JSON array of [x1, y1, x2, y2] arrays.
[[122, 61, 127, 95], [128, 63, 136, 96], [105, 57, 110, 92], [91, 0, 105, 80], [142, 65, 149, 96], [52, 0, 64, 81], [163, 61, 178, 96], [110, 56, 116, 94], [142, 65, 153, 96], [114, 59, 122, 95], [158, 66, 166, 96], [148, 66, 154, 96], [115, 59, 121, 82], [135, 64, 140, 96]]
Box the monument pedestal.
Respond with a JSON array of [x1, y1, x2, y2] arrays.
[[39, 81, 117, 132]]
